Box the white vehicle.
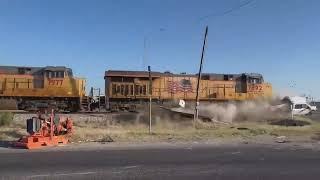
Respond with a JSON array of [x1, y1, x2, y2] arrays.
[[284, 96, 317, 115]]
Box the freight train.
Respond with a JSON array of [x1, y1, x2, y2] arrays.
[[0, 65, 273, 112]]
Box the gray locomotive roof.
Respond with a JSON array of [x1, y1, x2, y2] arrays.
[[105, 70, 198, 78], [0, 66, 71, 75], [105, 70, 263, 79], [44, 66, 71, 72], [105, 70, 163, 78]]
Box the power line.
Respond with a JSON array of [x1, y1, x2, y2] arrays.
[[139, 0, 255, 70], [196, 0, 255, 22]]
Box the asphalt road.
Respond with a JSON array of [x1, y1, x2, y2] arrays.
[[1, 144, 320, 180]]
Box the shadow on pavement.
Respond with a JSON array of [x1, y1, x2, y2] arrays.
[[0, 140, 12, 148]]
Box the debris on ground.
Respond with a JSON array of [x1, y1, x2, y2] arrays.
[[237, 127, 249, 130], [276, 136, 287, 143], [98, 135, 114, 143]]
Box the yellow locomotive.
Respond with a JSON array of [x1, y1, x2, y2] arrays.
[[0, 66, 273, 112], [104, 70, 272, 110], [0, 66, 86, 111]]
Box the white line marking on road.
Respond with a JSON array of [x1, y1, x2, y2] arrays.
[[55, 171, 97, 176], [123, 165, 139, 169], [29, 174, 51, 178], [29, 171, 97, 178], [112, 165, 140, 174]]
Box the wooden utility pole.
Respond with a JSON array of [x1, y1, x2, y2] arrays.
[[148, 66, 152, 134], [194, 26, 208, 126], [98, 88, 101, 112]]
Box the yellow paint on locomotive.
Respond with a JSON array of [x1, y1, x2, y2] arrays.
[[0, 72, 86, 99], [105, 71, 273, 102], [152, 76, 272, 101]]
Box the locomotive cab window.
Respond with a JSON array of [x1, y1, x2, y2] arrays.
[[46, 71, 65, 78], [46, 71, 52, 78], [57, 71, 64, 78], [248, 77, 262, 84], [55, 71, 64, 78]]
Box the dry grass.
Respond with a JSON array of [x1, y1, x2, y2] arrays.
[[0, 126, 27, 141], [0, 112, 14, 126], [1, 113, 320, 144], [69, 115, 320, 143]]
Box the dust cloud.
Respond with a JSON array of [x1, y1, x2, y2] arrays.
[[198, 100, 288, 123]]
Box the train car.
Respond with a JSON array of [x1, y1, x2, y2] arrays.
[[0, 66, 86, 111], [104, 70, 272, 110]]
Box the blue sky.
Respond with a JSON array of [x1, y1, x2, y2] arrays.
[[0, 0, 319, 99]]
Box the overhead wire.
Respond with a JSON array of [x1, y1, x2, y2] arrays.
[[196, 0, 255, 22]]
